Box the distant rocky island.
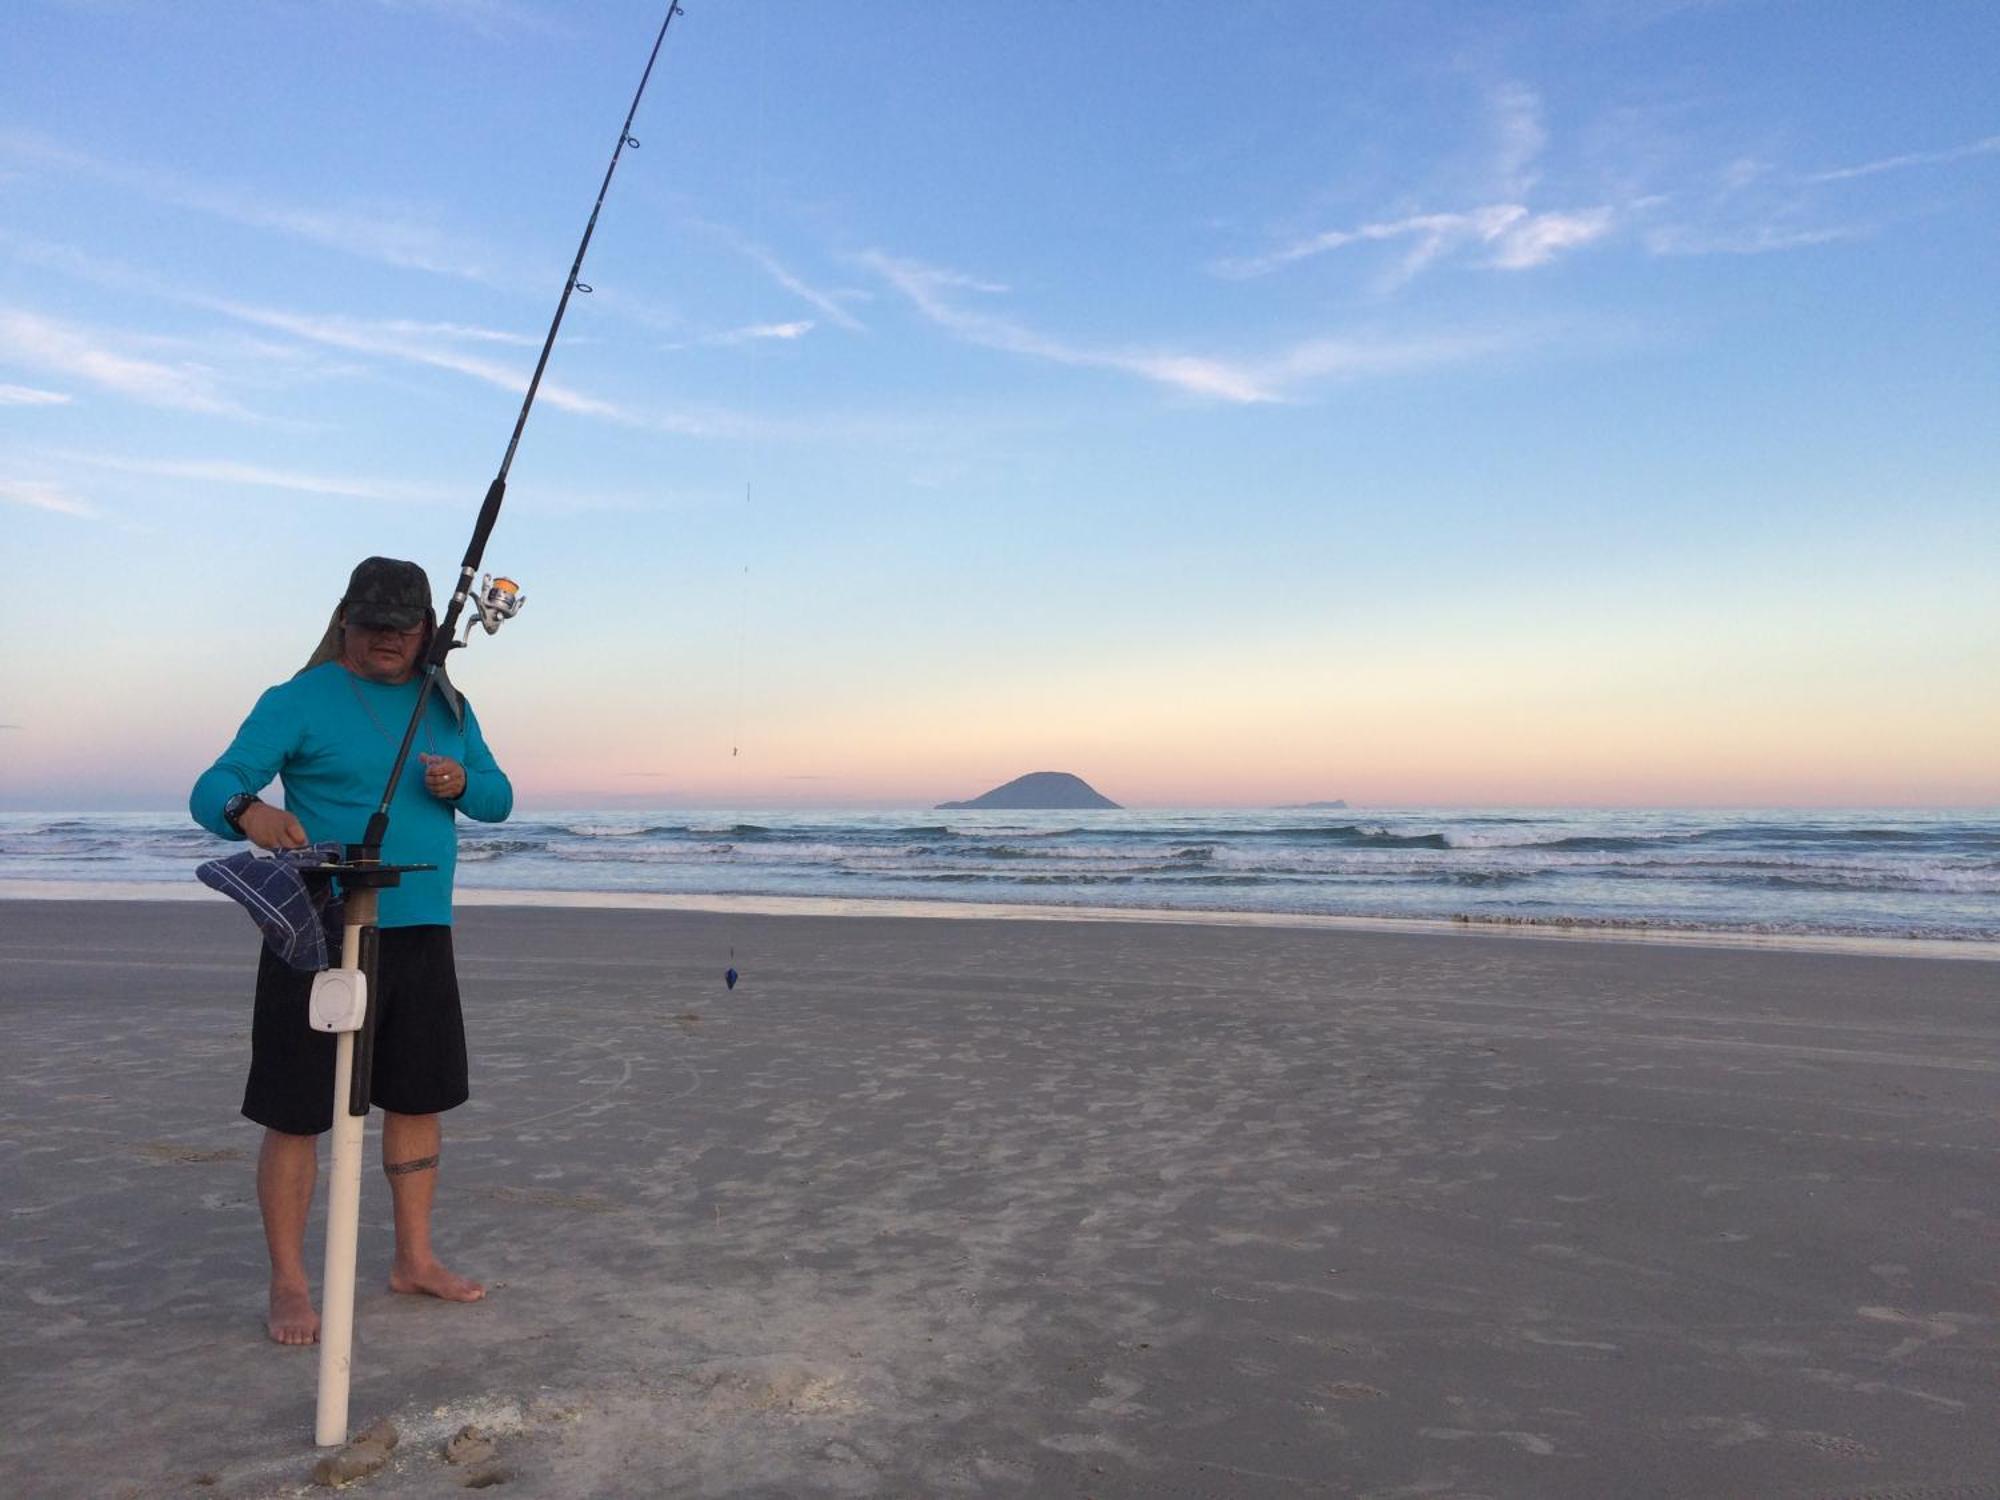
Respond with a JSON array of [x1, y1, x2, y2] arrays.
[[1279, 799, 1348, 809], [938, 772, 1121, 811]]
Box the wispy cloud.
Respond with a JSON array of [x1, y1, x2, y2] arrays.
[[373, 319, 543, 347], [1645, 222, 1861, 257], [203, 297, 773, 438], [219, 201, 511, 283], [1214, 203, 1616, 281], [0, 382, 72, 406], [1257, 328, 1533, 385], [0, 130, 513, 284], [0, 230, 767, 439], [54, 452, 455, 505], [1215, 114, 1987, 283], [202, 299, 632, 421], [1490, 83, 1548, 198], [1210, 84, 1990, 287], [1575, 122, 1992, 260], [1634, 144, 1881, 259], [0, 226, 178, 299], [0, 231, 520, 393], [1489, 207, 1618, 268], [678, 319, 817, 349], [0, 307, 244, 415], [860, 250, 1271, 401], [1211, 81, 1614, 286], [50, 450, 677, 514], [729, 320, 815, 342], [859, 250, 1524, 403], [0, 478, 97, 519], [1805, 133, 2000, 185], [704, 227, 869, 332]]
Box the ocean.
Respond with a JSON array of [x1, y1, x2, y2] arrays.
[[1, 807, 1995, 942]]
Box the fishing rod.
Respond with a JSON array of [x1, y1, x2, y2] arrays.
[[359, 0, 685, 861], [308, 2, 687, 1451]]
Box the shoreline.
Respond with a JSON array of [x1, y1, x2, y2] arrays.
[[3, 877, 1995, 962]]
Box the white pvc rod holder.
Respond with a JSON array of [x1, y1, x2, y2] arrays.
[[314, 888, 375, 1447]]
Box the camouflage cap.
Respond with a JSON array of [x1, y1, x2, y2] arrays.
[[340, 556, 431, 631]]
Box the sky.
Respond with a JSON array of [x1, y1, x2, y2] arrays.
[[2, 0, 1996, 811]]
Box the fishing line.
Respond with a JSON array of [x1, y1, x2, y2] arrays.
[[730, 486, 750, 769], [723, 0, 775, 996], [725, 480, 750, 993]]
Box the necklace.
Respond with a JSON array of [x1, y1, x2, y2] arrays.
[[346, 671, 437, 757]]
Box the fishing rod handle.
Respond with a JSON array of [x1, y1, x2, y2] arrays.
[[464, 476, 507, 575], [426, 474, 509, 662]]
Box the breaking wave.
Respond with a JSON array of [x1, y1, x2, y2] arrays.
[[4, 807, 1993, 942]]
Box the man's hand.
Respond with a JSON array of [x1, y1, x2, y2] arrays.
[[420, 753, 467, 801], [240, 802, 309, 850]]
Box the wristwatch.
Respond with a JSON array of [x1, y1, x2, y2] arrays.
[[222, 792, 261, 834]]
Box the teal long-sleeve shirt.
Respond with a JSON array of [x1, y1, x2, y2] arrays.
[[190, 662, 512, 927]]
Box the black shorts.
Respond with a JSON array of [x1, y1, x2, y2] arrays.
[[242, 925, 469, 1136]]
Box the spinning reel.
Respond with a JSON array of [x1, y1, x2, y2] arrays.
[[458, 574, 525, 644]]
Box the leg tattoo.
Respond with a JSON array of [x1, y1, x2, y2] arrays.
[[385, 1154, 440, 1177]]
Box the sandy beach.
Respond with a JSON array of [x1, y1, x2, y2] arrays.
[[4, 898, 1996, 1498]]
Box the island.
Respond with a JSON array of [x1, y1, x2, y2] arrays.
[[1278, 799, 1349, 809], [937, 772, 1121, 811]]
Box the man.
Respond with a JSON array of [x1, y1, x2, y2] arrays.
[[191, 557, 513, 1345]]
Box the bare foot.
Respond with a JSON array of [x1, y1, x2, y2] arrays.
[[389, 1258, 485, 1303], [269, 1282, 320, 1345]]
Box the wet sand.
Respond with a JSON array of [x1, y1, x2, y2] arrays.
[[3, 899, 1996, 1498]]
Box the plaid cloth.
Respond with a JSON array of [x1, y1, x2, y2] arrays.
[[196, 843, 347, 972]]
